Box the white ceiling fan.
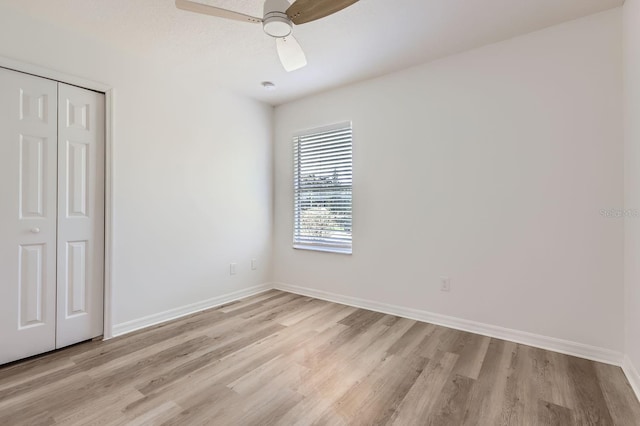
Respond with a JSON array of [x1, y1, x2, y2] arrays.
[[175, 0, 359, 72]]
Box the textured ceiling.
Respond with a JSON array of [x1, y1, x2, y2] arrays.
[[2, 0, 623, 105]]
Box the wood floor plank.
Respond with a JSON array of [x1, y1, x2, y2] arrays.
[[0, 357, 76, 391], [125, 400, 183, 426], [217, 292, 300, 317], [202, 329, 318, 386], [289, 302, 356, 332], [158, 383, 242, 426], [276, 298, 334, 326], [391, 351, 460, 425], [240, 294, 313, 322], [416, 326, 464, 360], [499, 343, 530, 425], [529, 348, 573, 410], [86, 335, 215, 384], [538, 399, 574, 426], [228, 354, 309, 396], [323, 353, 428, 425], [0, 290, 638, 425], [53, 386, 143, 426], [427, 373, 475, 425], [275, 317, 398, 424], [337, 308, 386, 327], [387, 321, 436, 358], [216, 289, 281, 311], [451, 333, 491, 380], [567, 357, 615, 425], [225, 386, 305, 426], [70, 310, 225, 369], [0, 372, 96, 424], [135, 322, 287, 395], [83, 329, 211, 380], [296, 313, 390, 371], [0, 362, 83, 403], [461, 339, 515, 425], [595, 363, 640, 425]]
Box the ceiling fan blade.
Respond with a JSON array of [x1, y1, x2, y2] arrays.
[[276, 36, 307, 72], [175, 0, 262, 23], [286, 0, 358, 25]]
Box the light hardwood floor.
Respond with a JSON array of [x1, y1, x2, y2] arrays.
[[1, 290, 639, 425]]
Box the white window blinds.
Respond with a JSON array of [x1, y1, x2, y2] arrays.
[[293, 122, 353, 254]]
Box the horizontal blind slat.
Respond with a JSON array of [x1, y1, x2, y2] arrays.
[[296, 140, 352, 149], [296, 131, 352, 144], [298, 155, 352, 165], [297, 166, 352, 175]]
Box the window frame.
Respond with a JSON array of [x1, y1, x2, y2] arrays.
[[292, 121, 353, 255]]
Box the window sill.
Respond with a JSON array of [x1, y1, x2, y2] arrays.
[[293, 244, 352, 255]]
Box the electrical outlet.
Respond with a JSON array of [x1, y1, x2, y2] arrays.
[[251, 259, 257, 270], [230, 263, 237, 275], [440, 277, 451, 292]]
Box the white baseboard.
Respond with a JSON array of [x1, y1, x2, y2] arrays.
[[623, 356, 640, 403], [111, 283, 273, 337], [273, 282, 623, 366]]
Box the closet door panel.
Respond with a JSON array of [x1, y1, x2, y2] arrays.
[[56, 83, 105, 348], [0, 68, 58, 365]]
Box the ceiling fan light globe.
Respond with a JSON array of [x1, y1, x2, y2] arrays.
[[263, 16, 292, 38]]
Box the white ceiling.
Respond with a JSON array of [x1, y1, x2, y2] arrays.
[[4, 0, 623, 105]]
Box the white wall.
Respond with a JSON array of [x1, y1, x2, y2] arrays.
[[274, 10, 624, 353], [624, 0, 640, 389], [0, 6, 274, 330]]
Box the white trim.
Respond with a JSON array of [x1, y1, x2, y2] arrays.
[[293, 120, 352, 138], [0, 55, 116, 340], [293, 244, 352, 255], [0, 56, 111, 92], [112, 284, 273, 337], [623, 356, 640, 403], [273, 282, 624, 366], [103, 90, 115, 339]]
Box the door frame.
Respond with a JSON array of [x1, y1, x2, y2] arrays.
[[0, 55, 115, 339]]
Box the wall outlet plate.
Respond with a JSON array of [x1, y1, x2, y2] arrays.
[[440, 277, 451, 292], [230, 263, 237, 275]]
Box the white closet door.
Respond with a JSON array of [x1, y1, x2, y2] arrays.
[[56, 83, 105, 348], [0, 68, 58, 364]]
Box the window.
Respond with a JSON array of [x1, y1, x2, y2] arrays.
[[293, 122, 353, 254]]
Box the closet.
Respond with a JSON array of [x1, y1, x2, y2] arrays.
[[0, 67, 105, 365]]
